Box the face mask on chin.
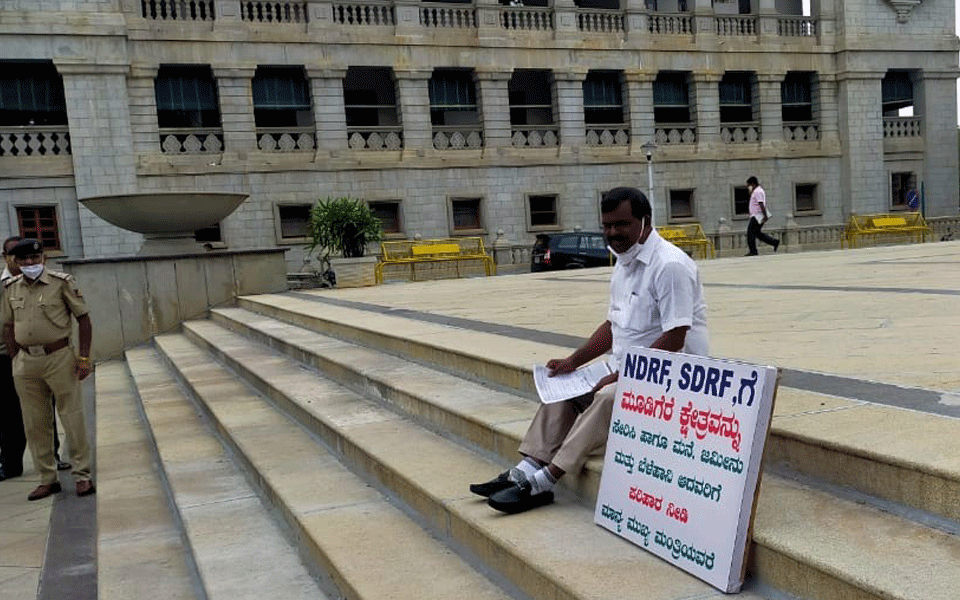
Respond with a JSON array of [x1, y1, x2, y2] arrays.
[[607, 240, 643, 266], [20, 264, 44, 280]]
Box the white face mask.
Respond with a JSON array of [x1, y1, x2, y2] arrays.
[[20, 264, 44, 280], [607, 241, 644, 266]]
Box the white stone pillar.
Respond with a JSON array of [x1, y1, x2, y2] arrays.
[[692, 72, 721, 151], [919, 71, 960, 216], [554, 69, 588, 154], [128, 65, 161, 158], [213, 66, 257, 158], [757, 73, 784, 148], [476, 69, 513, 157], [306, 68, 348, 157], [837, 72, 884, 216], [395, 69, 434, 159], [624, 71, 656, 156]]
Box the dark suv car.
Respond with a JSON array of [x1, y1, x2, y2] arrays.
[[531, 232, 613, 272]]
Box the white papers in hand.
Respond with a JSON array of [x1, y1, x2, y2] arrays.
[[533, 361, 614, 404]]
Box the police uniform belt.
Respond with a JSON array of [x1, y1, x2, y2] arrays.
[[18, 337, 70, 357]]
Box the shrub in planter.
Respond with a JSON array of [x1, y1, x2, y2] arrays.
[[307, 196, 384, 260]]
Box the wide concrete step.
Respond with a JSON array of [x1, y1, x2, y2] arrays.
[[150, 334, 521, 600], [182, 316, 960, 600], [168, 322, 766, 600], [234, 295, 960, 525], [94, 360, 200, 600], [124, 346, 328, 600]]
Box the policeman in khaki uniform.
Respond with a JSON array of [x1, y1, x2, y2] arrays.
[[1, 239, 95, 501]]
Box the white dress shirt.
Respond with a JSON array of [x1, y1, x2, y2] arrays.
[[606, 229, 709, 369]]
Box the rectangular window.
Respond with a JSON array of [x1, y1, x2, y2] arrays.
[[583, 71, 624, 125], [16, 206, 61, 251], [155, 65, 222, 129], [277, 204, 312, 239], [368, 200, 402, 234], [528, 194, 559, 228], [669, 189, 695, 220], [429, 69, 479, 126], [194, 224, 222, 243], [343, 67, 400, 128], [782, 72, 814, 123], [0, 61, 67, 126], [451, 197, 483, 231], [252, 66, 312, 128], [509, 70, 555, 126], [794, 183, 818, 213], [653, 72, 691, 124], [733, 186, 751, 216], [719, 72, 754, 123], [891, 172, 917, 209], [882, 70, 914, 116]]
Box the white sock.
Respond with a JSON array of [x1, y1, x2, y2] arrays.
[[511, 458, 540, 481], [529, 468, 557, 495]]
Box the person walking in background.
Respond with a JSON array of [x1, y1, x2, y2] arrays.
[[0, 236, 26, 481], [745, 176, 780, 256]]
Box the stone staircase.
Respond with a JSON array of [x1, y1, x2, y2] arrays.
[[96, 292, 960, 600]]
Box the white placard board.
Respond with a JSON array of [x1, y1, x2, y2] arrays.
[[594, 347, 779, 593]]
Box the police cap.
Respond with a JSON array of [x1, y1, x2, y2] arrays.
[[9, 238, 43, 258]]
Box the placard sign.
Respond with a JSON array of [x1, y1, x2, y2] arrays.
[[593, 347, 779, 593]]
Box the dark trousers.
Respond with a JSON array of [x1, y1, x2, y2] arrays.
[[747, 217, 778, 255], [0, 354, 26, 476]]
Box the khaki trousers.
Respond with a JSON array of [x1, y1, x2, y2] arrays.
[[517, 382, 617, 474], [13, 346, 91, 485]]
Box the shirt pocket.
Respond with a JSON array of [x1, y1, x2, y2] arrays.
[[39, 299, 70, 329], [625, 290, 657, 332], [8, 296, 25, 317]]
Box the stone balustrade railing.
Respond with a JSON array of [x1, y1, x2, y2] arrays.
[[585, 125, 630, 146], [500, 6, 553, 31], [256, 127, 316, 152], [0, 127, 72, 157], [141, 0, 215, 20], [783, 121, 819, 142], [715, 15, 756, 36], [134, 0, 823, 41], [332, 1, 395, 25], [432, 127, 483, 150], [883, 117, 922, 138], [347, 127, 404, 150], [720, 123, 760, 143], [159, 128, 225, 154], [511, 126, 560, 148], [241, 1, 309, 22], [647, 13, 694, 35], [655, 124, 697, 145], [778, 16, 816, 37], [420, 2, 477, 28], [576, 8, 625, 33]]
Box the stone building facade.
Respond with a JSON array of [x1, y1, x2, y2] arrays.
[[0, 0, 957, 268]]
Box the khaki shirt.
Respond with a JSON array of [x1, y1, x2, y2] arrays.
[[1, 270, 89, 347]]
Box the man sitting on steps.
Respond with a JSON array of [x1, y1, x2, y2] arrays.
[[470, 187, 710, 514]]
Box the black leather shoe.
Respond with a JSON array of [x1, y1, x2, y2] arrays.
[[470, 471, 517, 498], [774, 239, 781, 252], [56, 460, 71, 471], [488, 480, 554, 514], [0, 465, 23, 481]]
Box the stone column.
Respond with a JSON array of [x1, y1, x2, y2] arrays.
[[919, 71, 960, 216], [554, 69, 588, 155], [475, 68, 513, 157], [815, 73, 841, 153], [395, 0, 425, 38], [306, 67, 348, 157], [553, 0, 580, 40], [692, 72, 721, 152], [757, 0, 778, 39], [757, 73, 784, 148], [837, 72, 884, 216], [477, 0, 504, 42], [395, 69, 434, 159], [691, 0, 716, 44], [213, 67, 257, 158], [624, 70, 656, 155], [625, 0, 647, 42], [128, 65, 161, 158]]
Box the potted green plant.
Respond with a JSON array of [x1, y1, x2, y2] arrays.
[[307, 196, 384, 287]]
